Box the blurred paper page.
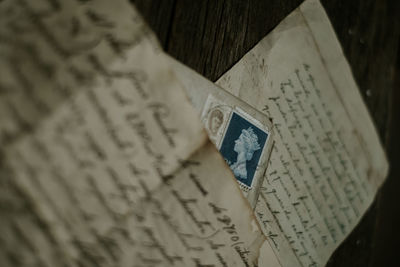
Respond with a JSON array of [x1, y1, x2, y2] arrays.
[[217, 0, 389, 266], [0, 0, 269, 266], [170, 57, 274, 209]]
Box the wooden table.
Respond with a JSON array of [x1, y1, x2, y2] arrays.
[[132, 0, 400, 265]]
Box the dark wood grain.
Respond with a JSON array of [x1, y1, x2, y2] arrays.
[[132, 0, 400, 265]]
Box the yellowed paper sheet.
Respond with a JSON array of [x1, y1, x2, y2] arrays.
[[0, 0, 267, 266], [216, 0, 389, 266]]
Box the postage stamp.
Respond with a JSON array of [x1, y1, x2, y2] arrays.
[[219, 112, 268, 189], [202, 95, 270, 193]]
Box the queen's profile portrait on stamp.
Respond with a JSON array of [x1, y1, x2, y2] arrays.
[[230, 127, 261, 179], [219, 112, 268, 188]]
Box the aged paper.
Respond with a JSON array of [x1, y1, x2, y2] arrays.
[[0, 0, 270, 266], [216, 0, 389, 266], [170, 57, 274, 209]]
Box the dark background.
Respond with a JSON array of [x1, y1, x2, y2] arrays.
[[131, 0, 400, 266]]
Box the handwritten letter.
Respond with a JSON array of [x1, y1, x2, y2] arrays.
[[0, 0, 266, 266], [217, 0, 388, 266]]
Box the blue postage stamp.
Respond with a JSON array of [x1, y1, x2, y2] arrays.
[[219, 112, 268, 188]]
